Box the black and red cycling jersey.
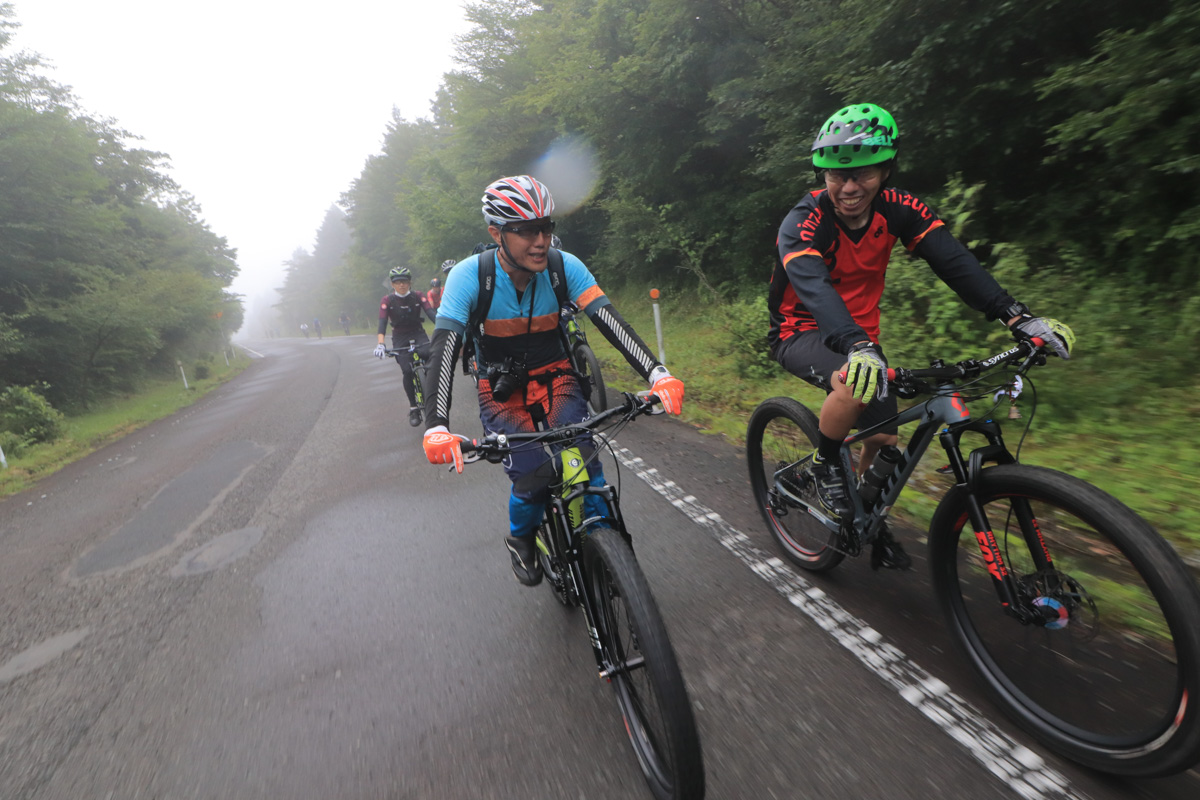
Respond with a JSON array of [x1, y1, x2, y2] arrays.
[[769, 187, 1017, 356], [378, 291, 436, 341]]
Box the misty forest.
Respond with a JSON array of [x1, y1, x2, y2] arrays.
[[2, 0, 1198, 442]]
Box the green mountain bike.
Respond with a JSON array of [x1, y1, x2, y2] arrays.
[[462, 393, 704, 800]]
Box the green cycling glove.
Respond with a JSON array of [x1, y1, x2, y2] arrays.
[[845, 342, 888, 402]]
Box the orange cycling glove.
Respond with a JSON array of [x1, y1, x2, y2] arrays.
[[648, 366, 685, 415], [423, 426, 464, 473]]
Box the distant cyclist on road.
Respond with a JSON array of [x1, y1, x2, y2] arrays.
[[374, 267, 436, 427], [339, 311, 351, 335], [428, 275, 445, 311], [769, 102, 1074, 569], [421, 175, 685, 587]]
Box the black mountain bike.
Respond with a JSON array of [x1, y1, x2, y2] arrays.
[[461, 393, 704, 800], [386, 339, 429, 425], [746, 338, 1200, 777], [562, 301, 608, 412]]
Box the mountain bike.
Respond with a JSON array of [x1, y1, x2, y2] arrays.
[[746, 337, 1200, 777], [386, 339, 429, 426], [461, 393, 704, 799], [561, 301, 607, 412]]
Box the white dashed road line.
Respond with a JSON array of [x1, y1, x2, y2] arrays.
[[613, 445, 1089, 800]]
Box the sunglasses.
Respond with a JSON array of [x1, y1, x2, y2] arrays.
[[500, 220, 556, 239], [822, 167, 883, 185]]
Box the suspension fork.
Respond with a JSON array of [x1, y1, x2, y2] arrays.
[[939, 420, 1044, 622]]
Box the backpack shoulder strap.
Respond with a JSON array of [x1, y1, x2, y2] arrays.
[[467, 248, 497, 339], [547, 248, 568, 309]]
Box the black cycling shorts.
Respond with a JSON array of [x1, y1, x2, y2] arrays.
[[775, 330, 898, 436]]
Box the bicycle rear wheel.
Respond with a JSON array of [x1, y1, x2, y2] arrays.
[[930, 465, 1200, 776], [574, 343, 607, 412], [745, 397, 844, 571], [583, 529, 704, 800]]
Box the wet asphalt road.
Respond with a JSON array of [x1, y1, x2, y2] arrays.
[[0, 335, 1197, 800]]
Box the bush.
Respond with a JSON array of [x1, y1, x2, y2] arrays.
[[0, 384, 66, 444], [721, 296, 782, 381], [0, 430, 25, 459], [194, 363, 211, 380]]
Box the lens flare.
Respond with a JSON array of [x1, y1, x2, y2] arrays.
[[529, 136, 600, 216]]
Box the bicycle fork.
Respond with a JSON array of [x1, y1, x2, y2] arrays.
[[938, 426, 1056, 626]]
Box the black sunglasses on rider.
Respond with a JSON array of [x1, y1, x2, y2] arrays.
[[500, 220, 556, 239]]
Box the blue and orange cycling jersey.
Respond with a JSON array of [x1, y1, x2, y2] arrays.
[[436, 250, 607, 369]]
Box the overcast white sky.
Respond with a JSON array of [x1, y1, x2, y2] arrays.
[[8, 0, 474, 306]]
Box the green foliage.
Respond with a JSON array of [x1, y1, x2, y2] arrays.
[[0, 383, 65, 444], [0, 4, 242, 409], [721, 295, 781, 381], [0, 429, 24, 458]]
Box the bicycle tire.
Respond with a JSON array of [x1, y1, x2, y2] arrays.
[[929, 464, 1200, 776], [583, 529, 704, 799], [745, 397, 844, 571], [574, 343, 607, 413]]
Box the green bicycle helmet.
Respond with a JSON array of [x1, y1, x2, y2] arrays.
[[812, 103, 899, 169], [388, 266, 412, 282]]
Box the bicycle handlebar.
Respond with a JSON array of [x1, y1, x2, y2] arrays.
[[837, 337, 1047, 393], [460, 392, 659, 463]]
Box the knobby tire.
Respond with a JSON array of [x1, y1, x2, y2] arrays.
[[575, 343, 608, 413], [929, 464, 1200, 776], [583, 529, 705, 799], [745, 397, 844, 571]]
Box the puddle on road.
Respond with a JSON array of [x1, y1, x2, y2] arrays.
[[72, 440, 267, 579], [0, 628, 90, 685], [170, 526, 264, 577]]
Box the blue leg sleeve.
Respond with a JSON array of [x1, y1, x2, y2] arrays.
[[509, 490, 544, 538], [583, 462, 611, 528]]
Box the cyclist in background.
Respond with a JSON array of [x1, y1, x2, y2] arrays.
[[374, 266, 437, 427], [300, 322, 309, 339], [313, 318, 323, 340], [428, 276, 445, 311], [421, 175, 685, 587], [769, 102, 1074, 569], [339, 311, 352, 335]]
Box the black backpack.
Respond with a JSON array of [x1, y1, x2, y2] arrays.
[[462, 247, 570, 374]]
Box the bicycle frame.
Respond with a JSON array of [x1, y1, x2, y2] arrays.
[[773, 351, 1051, 624]]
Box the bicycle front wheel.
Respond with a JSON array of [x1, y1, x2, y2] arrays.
[[583, 529, 704, 800], [574, 344, 607, 412], [745, 397, 844, 571], [930, 465, 1200, 776]]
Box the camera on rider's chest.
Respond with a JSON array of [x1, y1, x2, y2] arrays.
[[487, 357, 527, 402]]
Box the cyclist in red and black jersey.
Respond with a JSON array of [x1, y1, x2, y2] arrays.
[[374, 266, 437, 427], [769, 102, 1075, 568]]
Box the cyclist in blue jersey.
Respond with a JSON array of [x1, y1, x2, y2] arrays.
[[421, 175, 685, 586]]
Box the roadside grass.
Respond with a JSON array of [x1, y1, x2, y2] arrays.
[[590, 284, 1200, 572], [0, 351, 253, 500]]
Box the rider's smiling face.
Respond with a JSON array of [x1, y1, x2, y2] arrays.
[[824, 165, 888, 229], [489, 219, 555, 273]]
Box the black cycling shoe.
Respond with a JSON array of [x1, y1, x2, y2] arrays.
[[796, 451, 852, 521], [505, 535, 543, 586], [871, 525, 913, 571], [408, 407, 423, 427]]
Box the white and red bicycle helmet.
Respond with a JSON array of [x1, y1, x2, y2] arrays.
[[481, 175, 555, 226]]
